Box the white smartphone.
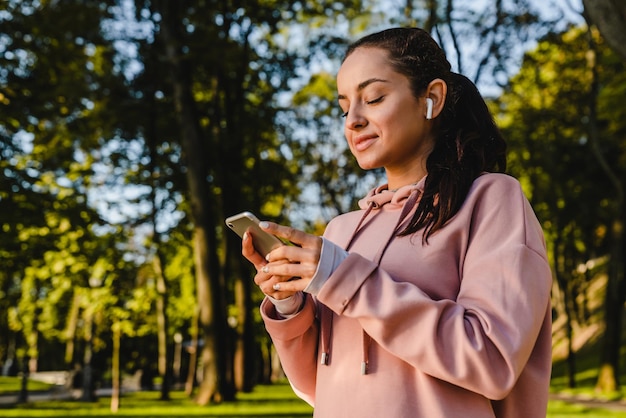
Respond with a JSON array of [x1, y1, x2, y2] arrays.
[[225, 211, 284, 257]]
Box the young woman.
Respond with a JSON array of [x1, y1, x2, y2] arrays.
[[242, 27, 552, 418]]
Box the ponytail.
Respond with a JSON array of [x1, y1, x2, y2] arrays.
[[400, 72, 507, 242]]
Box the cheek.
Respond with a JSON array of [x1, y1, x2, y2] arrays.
[[392, 105, 423, 134], [375, 110, 400, 135]]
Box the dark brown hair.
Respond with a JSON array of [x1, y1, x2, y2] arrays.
[[344, 27, 507, 242]]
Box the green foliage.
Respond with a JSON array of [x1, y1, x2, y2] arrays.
[[498, 25, 623, 269], [498, 24, 626, 391], [1, 0, 616, 403]]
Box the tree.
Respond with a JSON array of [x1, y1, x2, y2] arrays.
[[127, 0, 309, 402], [583, 0, 626, 60], [0, 0, 147, 401], [581, 0, 626, 394], [0, 0, 597, 405], [497, 25, 626, 391]]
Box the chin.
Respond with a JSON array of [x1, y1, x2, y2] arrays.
[[356, 159, 382, 171]]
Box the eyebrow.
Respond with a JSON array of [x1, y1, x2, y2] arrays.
[[337, 78, 389, 100]]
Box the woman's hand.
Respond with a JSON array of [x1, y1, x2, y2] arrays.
[[242, 221, 322, 299]]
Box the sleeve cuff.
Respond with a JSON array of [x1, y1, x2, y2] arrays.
[[267, 292, 304, 318], [304, 237, 349, 296]]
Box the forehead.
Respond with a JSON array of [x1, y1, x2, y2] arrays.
[[337, 47, 398, 91]]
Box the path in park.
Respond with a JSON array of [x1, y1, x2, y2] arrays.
[[0, 370, 140, 405]]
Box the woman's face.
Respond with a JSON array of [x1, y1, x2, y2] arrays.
[[337, 47, 434, 185]]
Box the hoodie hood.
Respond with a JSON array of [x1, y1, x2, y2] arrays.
[[358, 177, 426, 210]]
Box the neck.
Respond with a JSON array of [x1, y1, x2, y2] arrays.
[[386, 171, 426, 192], [385, 159, 428, 191]]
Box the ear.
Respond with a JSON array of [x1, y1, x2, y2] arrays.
[[425, 78, 447, 120]]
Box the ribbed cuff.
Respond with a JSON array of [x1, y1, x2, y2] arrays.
[[304, 238, 349, 296], [267, 292, 304, 318]]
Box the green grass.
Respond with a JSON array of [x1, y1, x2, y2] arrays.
[[0, 382, 313, 417], [1, 377, 625, 417], [0, 376, 53, 393], [547, 400, 625, 417]]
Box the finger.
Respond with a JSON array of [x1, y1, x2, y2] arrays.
[[253, 268, 272, 287], [264, 260, 317, 281], [268, 282, 296, 300], [242, 230, 267, 266], [267, 245, 320, 266], [256, 275, 298, 299], [260, 263, 309, 281], [259, 222, 321, 248], [260, 263, 313, 287], [267, 277, 305, 295], [253, 258, 289, 286]]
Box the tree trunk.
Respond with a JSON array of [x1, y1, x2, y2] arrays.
[[233, 276, 245, 392], [154, 255, 172, 400], [157, 0, 232, 403], [185, 309, 199, 396], [193, 228, 226, 404], [596, 218, 625, 393], [583, 0, 626, 61], [81, 312, 97, 402], [583, 22, 626, 393], [64, 293, 81, 366], [144, 43, 173, 402], [17, 355, 29, 404], [554, 237, 577, 388], [110, 324, 121, 412], [233, 261, 257, 392]]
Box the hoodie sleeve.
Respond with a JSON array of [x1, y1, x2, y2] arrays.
[[316, 175, 552, 400], [260, 294, 319, 405]]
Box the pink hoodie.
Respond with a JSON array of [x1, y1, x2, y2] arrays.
[[261, 173, 552, 417]]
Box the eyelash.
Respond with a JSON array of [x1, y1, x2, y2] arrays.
[[341, 96, 384, 118]]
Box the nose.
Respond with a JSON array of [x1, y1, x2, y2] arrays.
[[345, 106, 367, 130]]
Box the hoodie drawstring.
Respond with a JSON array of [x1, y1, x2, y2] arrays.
[[318, 201, 376, 368], [320, 303, 332, 365], [320, 188, 422, 375], [360, 189, 420, 375]]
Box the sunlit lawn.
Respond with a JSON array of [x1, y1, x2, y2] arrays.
[[1, 377, 625, 417], [0, 377, 52, 393], [547, 400, 626, 417], [0, 382, 313, 417]]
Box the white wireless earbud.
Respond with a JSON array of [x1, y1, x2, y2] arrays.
[[426, 98, 434, 120]]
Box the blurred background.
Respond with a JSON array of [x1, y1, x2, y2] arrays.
[[0, 0, 625, 408]]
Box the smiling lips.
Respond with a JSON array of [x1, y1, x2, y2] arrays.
[[353, 134, 378, 152]]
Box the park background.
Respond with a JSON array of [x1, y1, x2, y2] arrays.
[[1, 0, 625, 416]]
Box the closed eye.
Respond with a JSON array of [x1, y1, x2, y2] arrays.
[[340, 96, 383, 118]]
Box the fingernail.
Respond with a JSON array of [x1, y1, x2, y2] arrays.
[[243, 232, 249, 241], [262, 266, 269, 273], [259, 221, 269, 229]]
